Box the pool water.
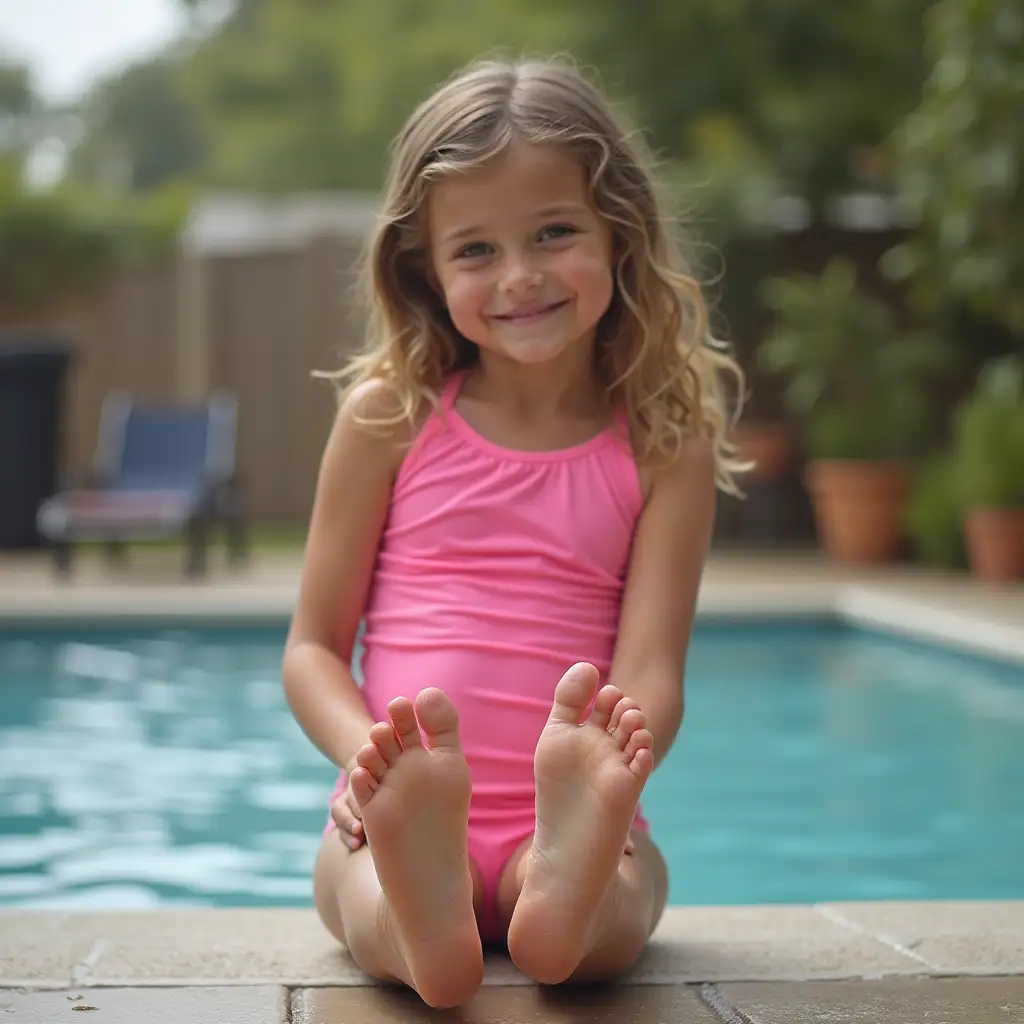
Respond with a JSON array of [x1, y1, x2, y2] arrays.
[[0, 621, 1022, 909]]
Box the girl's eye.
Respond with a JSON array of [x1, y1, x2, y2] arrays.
[[455, 242, 491, 259], [538, 224, 576, 242]]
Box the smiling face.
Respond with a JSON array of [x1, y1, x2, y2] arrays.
[[426, 141, 615, 369]]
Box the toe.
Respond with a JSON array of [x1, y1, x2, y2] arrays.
[[388, 696, 423, 750], [589, 684, 623, 729], [608, 696, 640, 735], [548, 662, 600, 725], [624, 726, 654, 764], [370, 720, 402, 766], [415, 688, 462, 751], [612, 708, 647, 749], [355, 742, 388, 782], [349, 766, 377, 807], [630, 745, 655, 782]]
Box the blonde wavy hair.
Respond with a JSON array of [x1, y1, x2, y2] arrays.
[[330, 56, 747, 493]]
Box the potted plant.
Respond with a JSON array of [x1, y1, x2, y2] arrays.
[[758, 258, 951, 564], [950, 356, 1024, 582], [732, 419, 795, 482], [905, 455, 968, 570]]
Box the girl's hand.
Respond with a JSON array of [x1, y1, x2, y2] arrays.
[[330, 760, 366, 851]]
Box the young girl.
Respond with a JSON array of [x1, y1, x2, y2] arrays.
[[283, 56, 745, 1009]]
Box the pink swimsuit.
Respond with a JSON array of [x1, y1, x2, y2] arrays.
[[324, 371, 649, 939]]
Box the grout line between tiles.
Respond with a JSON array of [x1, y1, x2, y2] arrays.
[[698, 983, 761, 1024], [814, 905, 939, 972], [69, 940, 107, 986]]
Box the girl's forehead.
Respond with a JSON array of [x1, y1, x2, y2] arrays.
[[427, 142, 590, 232]]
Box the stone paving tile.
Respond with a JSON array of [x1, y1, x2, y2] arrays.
[[0, 907, 932, 989], [632, 906, 922, 982], [717, 977, 1024, 1024], [50, 910, 364, 986], [0, 912, 94, 987], [0, 986, 286, 1024], [820, 901, 1024, 975], [293, 984, 723, 1023]]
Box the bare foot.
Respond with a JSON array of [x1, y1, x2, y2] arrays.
[[350, 689, 483, 1007], [507, 663, 654, 983]]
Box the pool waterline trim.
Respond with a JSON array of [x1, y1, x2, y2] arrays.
[[1, 582, 1021, 665]]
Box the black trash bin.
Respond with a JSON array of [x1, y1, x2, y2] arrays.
[[0, 333, 73, 550]]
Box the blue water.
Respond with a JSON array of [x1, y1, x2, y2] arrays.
[[0, 620, 1021, 909]]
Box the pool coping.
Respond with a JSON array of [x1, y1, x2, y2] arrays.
[[3, 901, 1023, 992], [2, 576, 1021, 664]]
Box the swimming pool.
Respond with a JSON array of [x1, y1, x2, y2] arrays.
[[0, 620, 1021, 909]]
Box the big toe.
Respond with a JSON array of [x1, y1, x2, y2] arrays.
[[549, 662, 600, 725], [415, 688, 461, 749]]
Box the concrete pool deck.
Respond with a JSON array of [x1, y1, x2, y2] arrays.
[[1, 550, 1022, 1021]]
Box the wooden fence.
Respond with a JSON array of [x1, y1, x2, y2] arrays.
[[3, 223, 909, 532], [4, 235, 366, 528]]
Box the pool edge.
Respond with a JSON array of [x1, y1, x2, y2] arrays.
[[2, 901, 1022, 990], [2, 580, 1020, 665]]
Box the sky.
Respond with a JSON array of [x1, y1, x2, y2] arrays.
[[1, 0, 187, 104]]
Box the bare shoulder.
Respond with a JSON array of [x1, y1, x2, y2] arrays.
[[650, 434, 715, 496], [637, 433, 716, 506], [324, 379, 431, 480]]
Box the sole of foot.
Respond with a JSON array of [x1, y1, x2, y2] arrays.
[[351, 689, 483, 1008], [507, 662, 654, 984]]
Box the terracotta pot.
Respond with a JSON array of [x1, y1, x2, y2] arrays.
[[805, 460, 909, 564], [964, 507, 1024, 582], [734, 422, 794, 481]]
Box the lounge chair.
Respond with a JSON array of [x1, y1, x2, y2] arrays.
[[36, 391, 247, 577]]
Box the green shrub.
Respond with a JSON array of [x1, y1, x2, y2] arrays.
[[0, 184, 113, 310], [758, 258, 954, 460], [905, 456, 967, 568], [0, 174, 189, 311], [951, 357, 1024, 509]]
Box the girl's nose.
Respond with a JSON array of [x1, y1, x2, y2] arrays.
[[500, 255, 543, 294]]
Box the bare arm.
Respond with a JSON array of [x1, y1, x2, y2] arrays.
[[608, 436, 717, 768], [281, 382, 407, 771]]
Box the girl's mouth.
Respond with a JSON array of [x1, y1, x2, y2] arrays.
[[493, 300, 569, 324]]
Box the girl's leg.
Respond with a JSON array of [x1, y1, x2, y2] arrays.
[[312, 690, 484, 1009], [501, 664, 662, 984], [495, 827, 667, 982], [313, 834, 487, 987]]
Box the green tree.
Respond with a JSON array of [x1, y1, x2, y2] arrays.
[[575, 0, 933, 207], [69, 57, 203, 191], [885, 0, 1024, 339], [179, 0, 573, 191], [0, 58, 45, 172], [66, 0, 939, 209]]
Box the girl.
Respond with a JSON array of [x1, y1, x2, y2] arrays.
[[282, 56, 745, 1009]]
